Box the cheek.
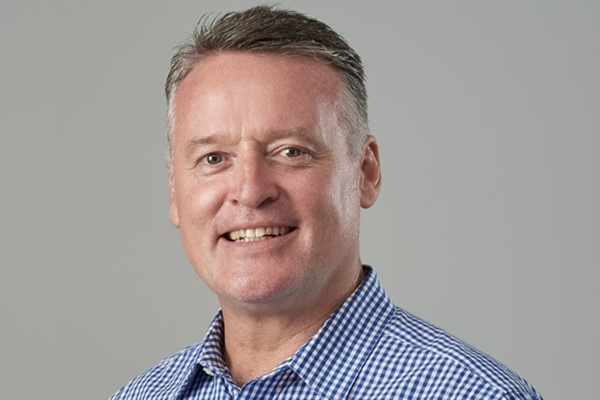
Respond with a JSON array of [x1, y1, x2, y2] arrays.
[[176, 180, 226, 274], [176, 177, 226, 226], [302, 169, 359, 226], [328, 170, 362, 232]]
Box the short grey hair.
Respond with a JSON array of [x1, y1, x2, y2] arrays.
[[165, 5, 369, 165]]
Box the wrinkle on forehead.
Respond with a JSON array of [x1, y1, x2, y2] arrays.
[[172, 52, 340, 116], [171, 52, 343, 153]]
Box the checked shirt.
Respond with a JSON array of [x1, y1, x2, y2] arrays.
[[110, 267, 543, 399]]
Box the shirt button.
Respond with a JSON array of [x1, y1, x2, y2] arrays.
[[203, 367, 215, 377]]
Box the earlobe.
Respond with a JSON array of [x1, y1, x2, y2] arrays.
[[359, 135, 382, 209], [167, 161, 180, 228]]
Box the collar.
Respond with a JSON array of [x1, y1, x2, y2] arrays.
[[183, 266, 395, 400], [288, 266, 395, 400]]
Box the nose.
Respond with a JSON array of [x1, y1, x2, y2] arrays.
[[229, 152, 279, 208]]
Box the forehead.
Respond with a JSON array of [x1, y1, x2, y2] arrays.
[[177, 51, 340, 97], [171, 52, 342, 134]]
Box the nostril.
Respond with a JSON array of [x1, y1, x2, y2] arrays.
[[231, 183, 280, 209]]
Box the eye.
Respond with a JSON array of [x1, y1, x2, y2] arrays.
[[280, 147, 303, 158], [204, 153, 223, 165]]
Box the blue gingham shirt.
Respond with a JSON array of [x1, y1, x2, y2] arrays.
[[111, 267, 543, 399]]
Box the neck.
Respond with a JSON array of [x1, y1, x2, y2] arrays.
[[220, 265, 365, 386]]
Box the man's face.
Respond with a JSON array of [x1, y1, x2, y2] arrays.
[[168, 52, 380, 310]]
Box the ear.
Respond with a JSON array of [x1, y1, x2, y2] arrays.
[[359, 135, 381, 209], [166, 161, 180, 228]]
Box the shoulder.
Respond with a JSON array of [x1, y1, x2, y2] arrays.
[[358, 307, 543, 399], [109, 342, 202, 400]]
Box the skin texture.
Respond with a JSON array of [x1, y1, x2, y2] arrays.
[[168, 52, 381, 384]]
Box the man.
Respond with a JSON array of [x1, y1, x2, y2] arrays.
[[111, 6, 543, 399]]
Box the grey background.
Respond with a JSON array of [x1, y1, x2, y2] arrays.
[[2, 0, 598, 398]]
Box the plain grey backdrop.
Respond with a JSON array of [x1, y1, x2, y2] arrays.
[[2, 0, 598, 398]]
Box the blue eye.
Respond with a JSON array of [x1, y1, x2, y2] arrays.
[[205, 153, 223, 165]]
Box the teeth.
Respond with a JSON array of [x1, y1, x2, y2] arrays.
[[227, 226, 292, 242]]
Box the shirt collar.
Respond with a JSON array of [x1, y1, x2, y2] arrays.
[[191, 266, 395, 400], [168, 313, 231, 399], [288, 266, 395, 400], [197, 310, 228, 374]]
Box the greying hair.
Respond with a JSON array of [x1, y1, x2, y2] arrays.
[[165, 5, 369, 164]]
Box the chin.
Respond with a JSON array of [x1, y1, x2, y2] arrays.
[[218, 272, 307, 307]]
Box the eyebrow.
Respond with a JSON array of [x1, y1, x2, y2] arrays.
[[184, 136, 220, 159], [182, 127, 318, 159], [267, 127, 315, 142]]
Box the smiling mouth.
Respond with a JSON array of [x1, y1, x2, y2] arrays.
[[225, 226, 295, 242]]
